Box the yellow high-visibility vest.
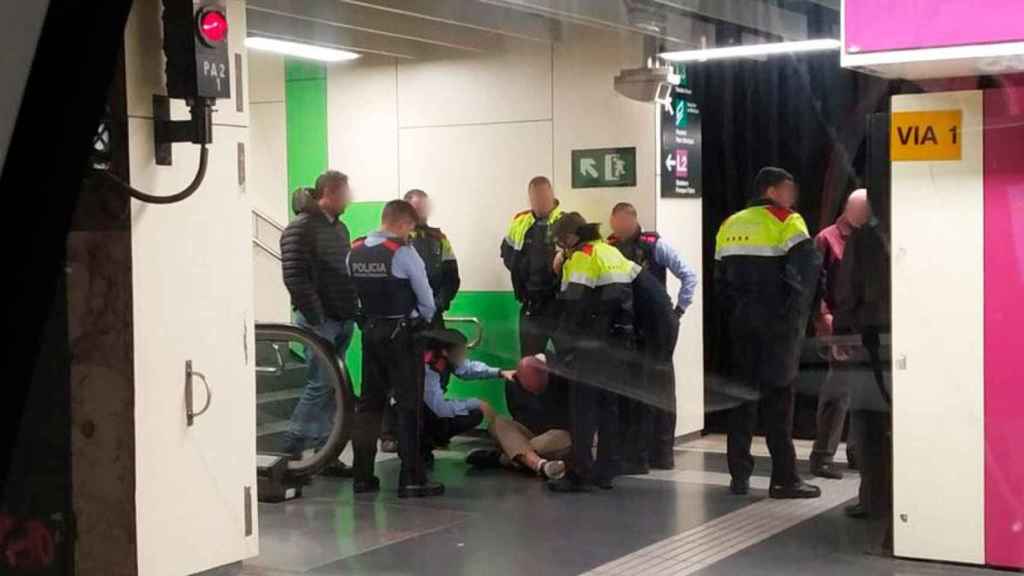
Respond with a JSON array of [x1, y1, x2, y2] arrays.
[[504, 206, 565, 252], [715, 204, 810, 260]]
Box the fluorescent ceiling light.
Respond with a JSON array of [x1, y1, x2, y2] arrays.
[[660, 38, 841, 63], [244, 37, 360, 62]]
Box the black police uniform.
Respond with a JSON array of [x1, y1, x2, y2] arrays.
[[380, 223, 461, 450], [500, 210, 567, 433], [409, 224, 460, 327], [348, 235, 437, 496], [609, 230, 679, 471]]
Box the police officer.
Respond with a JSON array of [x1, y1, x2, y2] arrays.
[[348, 200, 443, 498], [607, 202, 698, 473], [547, 212, 640, 493], [714, 167, 822, 499], [404, 189, 461, 327], [500, 176, 568, 433], [376, 189, 463, 454]]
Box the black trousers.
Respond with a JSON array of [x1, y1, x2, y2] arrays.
[[352, 319, 426, 486], [812, 361, 857, 465], [620, 400, 677, 467], [569, 381, 619, 484], [851, 409, 892, 518], [422, 409, 483, 454], [727, 383, 799, 487], [619, 397, 651, 467]]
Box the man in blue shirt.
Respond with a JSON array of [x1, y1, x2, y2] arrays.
[[608, 202, 698, 472], [422, 329, 569, 480], [348, 200, 441, 498]]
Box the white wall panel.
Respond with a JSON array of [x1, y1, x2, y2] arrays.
[[552, 28, 656, 230], [399, 121, 554, 292], [327, 56, 400, 201], [890, 90, 985, 564], [397, 39, 552, 129], [129, 121, 258, 576], [126, 1, 257, 574], [247, 51, 290, 329], [657, 198, 704, 437], [254, 247, 290, 323], [249, 102, 287, 223], [248, 51, 284, 105]]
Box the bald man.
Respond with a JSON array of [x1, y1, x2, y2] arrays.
[[810, 189, 871, 480]]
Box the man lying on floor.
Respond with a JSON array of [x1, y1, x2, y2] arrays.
[[421, 329, 568, 480]]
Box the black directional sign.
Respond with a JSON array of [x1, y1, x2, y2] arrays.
[[660, 76, 702, 198]]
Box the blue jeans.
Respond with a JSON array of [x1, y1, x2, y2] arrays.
[[283, 312, 354, 455]]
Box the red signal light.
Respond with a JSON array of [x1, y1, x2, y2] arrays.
[[197, 9, 228, 45]]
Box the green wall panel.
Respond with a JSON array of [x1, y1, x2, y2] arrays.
[[445, 291, 521, 415], [284, 58, 327, 217]]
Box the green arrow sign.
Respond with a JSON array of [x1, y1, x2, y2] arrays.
[[571, 147, 637, 189]]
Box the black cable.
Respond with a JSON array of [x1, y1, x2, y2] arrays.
[[97, 144, 209, 205]]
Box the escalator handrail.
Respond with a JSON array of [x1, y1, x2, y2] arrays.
[[254, 322, 354, 478], [444, 315, 483, 349]]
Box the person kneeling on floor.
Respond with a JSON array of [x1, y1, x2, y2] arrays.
[[466, 354, 571, 480], [421, 329, 564, 481]]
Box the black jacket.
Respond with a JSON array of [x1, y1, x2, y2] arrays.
[[410, 224, 461, 314], [280, 207, 359, 325], [714, 199, 821, 389]]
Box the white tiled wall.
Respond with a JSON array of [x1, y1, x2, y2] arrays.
[[890, 90, 985, 564]]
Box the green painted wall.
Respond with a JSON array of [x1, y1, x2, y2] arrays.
[[284, 59, 327, 216], [445, 291, 521, 415]]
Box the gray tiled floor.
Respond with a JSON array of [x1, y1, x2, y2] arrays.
[[243, 438, 1007, 576]]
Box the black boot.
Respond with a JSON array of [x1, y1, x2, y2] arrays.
[[466, 449, 503, 469], [397, 469, 444, 498], [770, 480, 822, 499], [353, 476, 380, 494], [730, 477, 750, 495], [810, 456, 844, 480], [547, 476, 594, 493], [351, 411, 382, 493]]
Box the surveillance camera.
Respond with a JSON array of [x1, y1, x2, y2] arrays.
[[614, 67, 680, 103]]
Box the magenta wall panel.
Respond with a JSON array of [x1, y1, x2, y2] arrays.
[[846, 1, 1024, 54], [984, 87, 1024, 570]]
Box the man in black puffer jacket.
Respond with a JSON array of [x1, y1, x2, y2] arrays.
[[279, 170, 359, 476]]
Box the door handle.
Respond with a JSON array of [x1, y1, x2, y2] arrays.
[[185, 360, 213, 426]]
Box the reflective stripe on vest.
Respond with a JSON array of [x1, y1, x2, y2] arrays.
[[714, 205, 810, 260], [561, 241, 641, 290], [504, 206, 565, 251]]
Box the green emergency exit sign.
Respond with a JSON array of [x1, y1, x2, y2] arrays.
[[571, 147, 637, 189]]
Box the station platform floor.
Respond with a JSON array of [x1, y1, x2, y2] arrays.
[[241, 435, 1003, 576]]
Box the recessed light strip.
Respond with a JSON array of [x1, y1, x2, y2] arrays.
[[244, 37, 360, 62], [660, 38, 842, 63]]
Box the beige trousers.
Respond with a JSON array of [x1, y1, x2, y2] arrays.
[[490, 416, 571, 462]]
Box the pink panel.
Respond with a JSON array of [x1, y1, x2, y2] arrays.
[[984, 87, 1024, 570], [846, 1, 1024, 53]]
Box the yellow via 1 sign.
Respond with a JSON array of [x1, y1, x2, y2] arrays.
[[890, 110, 962, 161]]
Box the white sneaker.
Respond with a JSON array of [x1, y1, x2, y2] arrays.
[[539, 459, 566, 480]]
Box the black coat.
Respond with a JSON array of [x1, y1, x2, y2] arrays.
[[279, 207, 359, 325], [632, 270, 679, 410], [714, 202, 822, 389]]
